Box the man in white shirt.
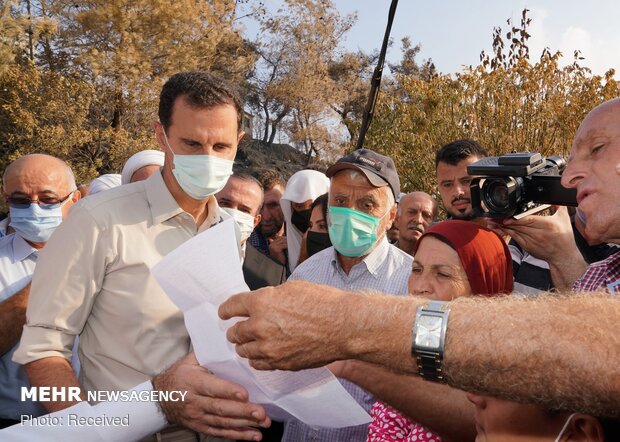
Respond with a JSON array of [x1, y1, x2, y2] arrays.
[[14, 72, 269, 440], [0, 154, 80, 427]]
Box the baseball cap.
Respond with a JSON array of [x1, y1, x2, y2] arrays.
[[326, 148, 400, 198]]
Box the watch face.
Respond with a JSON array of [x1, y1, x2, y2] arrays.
[[415, 314, 443, 349]]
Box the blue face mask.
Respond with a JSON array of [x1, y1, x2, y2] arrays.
[[328, 206, 388, 257], [9, 203, 64, 243], [163, 129, 234, 200]]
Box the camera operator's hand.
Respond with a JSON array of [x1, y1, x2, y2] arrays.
[[488, 206, 586, 290]]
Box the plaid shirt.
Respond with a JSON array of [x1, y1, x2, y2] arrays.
[[573, 250, 620, 294], [248, 229, 270, 256]]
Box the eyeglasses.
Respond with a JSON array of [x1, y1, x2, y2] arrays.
[[7, 190, 76, 210]]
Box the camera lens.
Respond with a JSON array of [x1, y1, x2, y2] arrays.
[[482, 178, 520, 215], [485, 180, 510, 212]]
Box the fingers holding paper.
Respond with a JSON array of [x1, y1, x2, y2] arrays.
[[153, 352, 270, 440], [219, 281, 351, 371]]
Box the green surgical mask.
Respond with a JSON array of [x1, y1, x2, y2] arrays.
[[328, 206, 386, 257]]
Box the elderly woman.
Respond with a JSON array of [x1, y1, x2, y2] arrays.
[[367, 219, 512, 442], [368, 220, 618, 442]]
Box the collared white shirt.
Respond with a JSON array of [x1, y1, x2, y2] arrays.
[[284, 236, 413, 442], [14, 171, 227, 394], [0, 233, 43, 419]]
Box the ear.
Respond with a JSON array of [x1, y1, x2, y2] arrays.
[[563, 414, 605, 442], [153, 121, 167, 150], [237, 131, 246, 144], [72, 189, 81, 203], [389, 202, 398, 224], [253, 213, 261, 228]]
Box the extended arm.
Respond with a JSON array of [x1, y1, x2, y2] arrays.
[[0, 284, 30, 355], [443, 293, 618, 417], [220, 281, 620, 417], [334, 360, 476, 442]]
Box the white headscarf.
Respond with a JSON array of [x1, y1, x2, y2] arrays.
[[121, 150, 165, 184], [281, 169, 330, 272], [88, 174, 122, 195]]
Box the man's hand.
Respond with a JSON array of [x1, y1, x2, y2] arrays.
[[268, 236, 288, 265], [153, 353, 270, 440], [219, 281, 354, 371], [487, 206, 587, 290], [488, 206, 578, 262]]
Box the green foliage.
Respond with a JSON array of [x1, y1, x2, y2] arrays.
[[0, 3, 617, 191], [0, 0, 257, 185], [365, 10, 619, 195]]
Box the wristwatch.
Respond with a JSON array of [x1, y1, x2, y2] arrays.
[[411, 300, 450, 382]]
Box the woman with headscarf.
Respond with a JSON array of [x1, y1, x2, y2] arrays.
[[367, 220, 618, 442], [277, 169, 329, 272], [367, 219, 513, 442], [297, 193, 331, 265]]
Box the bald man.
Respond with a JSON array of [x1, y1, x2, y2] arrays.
[[0, 154, 80, 427], [394, 191, 438, 256]]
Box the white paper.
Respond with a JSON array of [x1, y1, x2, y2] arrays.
[[152, 218, 370, 428]]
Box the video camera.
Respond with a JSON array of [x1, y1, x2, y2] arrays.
[[467, 152, 577, 219]]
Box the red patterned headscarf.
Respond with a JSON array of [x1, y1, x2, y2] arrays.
[[413, 220, 513, 295]]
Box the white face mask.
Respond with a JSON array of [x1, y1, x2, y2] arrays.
[[554, 413, 578, 442], [162, 129, 234, 200], [221, 207, 256, 243]]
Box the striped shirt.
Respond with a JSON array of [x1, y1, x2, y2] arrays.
[[509, 240, 553, 295], [285, 236, 413, 442]]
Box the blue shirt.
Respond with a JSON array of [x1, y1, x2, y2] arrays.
[[284, 236, 413, 442], [0, 233, 43, 419], [0, 217, 8, 237]]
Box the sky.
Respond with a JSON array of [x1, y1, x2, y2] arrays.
[[243, 0, 620, 79]]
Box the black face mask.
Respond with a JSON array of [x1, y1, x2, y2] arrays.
[[291, 208, 312, 233], [306, 231, 332, 257]]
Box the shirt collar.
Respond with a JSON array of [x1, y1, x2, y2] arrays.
[[331, 235, 390, 279], [145, 170, 188, 225], [146, 170, 225, 230], [603, 250, 620, 275], [10, 233, 38, 263], [197, 197, 223, 232]]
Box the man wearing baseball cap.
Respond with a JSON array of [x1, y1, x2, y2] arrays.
[[281, 148, 413, 441]]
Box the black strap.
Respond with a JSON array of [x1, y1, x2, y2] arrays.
[[356, 0, 400, 149]]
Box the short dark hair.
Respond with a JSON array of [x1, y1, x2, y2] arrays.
[[230, 172, 264, 211], [435, 139, 488, 168], [158, 71, 243, 132], [253, 169, 285, 192]]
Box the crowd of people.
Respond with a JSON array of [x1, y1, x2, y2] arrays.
[[0, 70, 618, 442]]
